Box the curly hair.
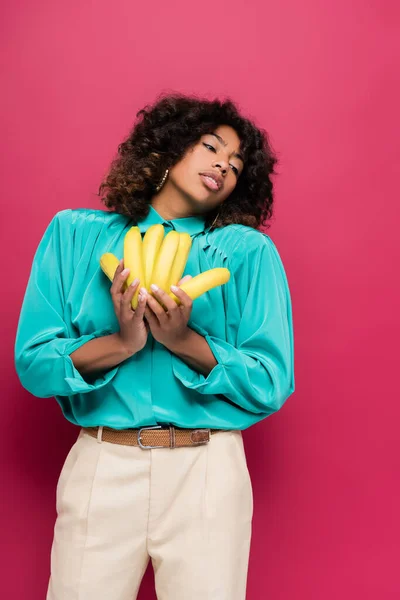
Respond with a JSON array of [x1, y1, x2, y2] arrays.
[[97, 92, 279, 231]]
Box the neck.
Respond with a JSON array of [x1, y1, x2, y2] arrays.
[[151, 182, 207, 221]]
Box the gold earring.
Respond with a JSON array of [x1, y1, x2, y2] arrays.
[[155, 168, 169, 192]]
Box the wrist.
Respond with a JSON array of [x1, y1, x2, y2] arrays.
[[114, 332, 141, 358], [167, 327, 195, 353]]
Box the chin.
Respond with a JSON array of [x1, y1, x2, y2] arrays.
[[184, 189, 211, 204]]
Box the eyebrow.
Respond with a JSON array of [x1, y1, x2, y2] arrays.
[[209, 133, 244, 163]]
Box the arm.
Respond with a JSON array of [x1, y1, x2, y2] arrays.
[[170, 233, 295, 416], [14, 210, 121, 398], [69, 332, 136, 377], [167, 328, 218, 377]]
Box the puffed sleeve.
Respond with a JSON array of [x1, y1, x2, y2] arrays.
[[171, 232, 295, 416], [14, 209, 119, 398]]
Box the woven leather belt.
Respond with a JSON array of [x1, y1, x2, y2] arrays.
[[83, 425, 226, 449]]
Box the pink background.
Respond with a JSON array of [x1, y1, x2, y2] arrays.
[[2, 0, 399, 598]]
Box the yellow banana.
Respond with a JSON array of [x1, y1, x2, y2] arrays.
[[124, 226, 145, 309], [100, 252, 128, 291], [167, 232, 192, 291], [142, 224, 165, 290], [168, 267, 230, 305], [149, 230, 180, 296], [101, 229, 229, 312]]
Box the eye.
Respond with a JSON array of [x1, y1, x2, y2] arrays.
[[203, 143, 240, 176]]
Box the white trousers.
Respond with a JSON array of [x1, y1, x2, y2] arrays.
[[46, 427, 253, 599]]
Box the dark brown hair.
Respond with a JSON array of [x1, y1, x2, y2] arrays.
[[97, 92, 278, 230]]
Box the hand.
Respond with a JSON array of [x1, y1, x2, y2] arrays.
[[143, 275, 193, 349], [110, 258, 149, 355]]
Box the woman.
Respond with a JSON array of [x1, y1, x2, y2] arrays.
[[14, 92, 295, 600]]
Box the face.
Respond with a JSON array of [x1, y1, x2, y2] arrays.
[[156, 125, 244, 217]]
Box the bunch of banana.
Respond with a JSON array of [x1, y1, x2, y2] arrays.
[[100, 223, 230, 310]]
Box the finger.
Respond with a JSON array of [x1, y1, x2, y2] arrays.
[[170, 285, 193, 308], [145, 292, 169, 326], [177, 274, 192, 286], [110, 258, 123, 284], [120, 278, 140, 316], [144, 305, 157, 327], [133, 286, 148, 319], [110, 262, 129, 316], [150, 284, 177, 313], [111, 262, 130, 296]]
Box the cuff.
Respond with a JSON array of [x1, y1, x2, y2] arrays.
[[171, 320, 226, 392], [61, 328, 119, 394]]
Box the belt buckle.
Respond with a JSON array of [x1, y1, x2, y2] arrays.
[[137, 425, 165, 449], [191, 429, 211, 445]]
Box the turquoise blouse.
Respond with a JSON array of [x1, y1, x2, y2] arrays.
[[14, 205, 295, 431]]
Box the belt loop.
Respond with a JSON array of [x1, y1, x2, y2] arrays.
[[169, 425, 176, 449], [97, 426, 103, 444]]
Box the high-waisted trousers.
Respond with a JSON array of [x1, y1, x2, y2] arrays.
[[46, 427, 254, 599]]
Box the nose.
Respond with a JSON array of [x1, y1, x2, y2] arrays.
[[212, 160, 229, 175]]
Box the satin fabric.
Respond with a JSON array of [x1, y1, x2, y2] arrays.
[[14, 205, 295, 430]]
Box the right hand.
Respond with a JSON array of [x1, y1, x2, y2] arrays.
[[110, 258, 149, 355]]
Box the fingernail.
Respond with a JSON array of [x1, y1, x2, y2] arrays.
[[140, 287, 147, 295], [130, 278, 139, 287], [150, 283, 158, 292], [122, 268, 129, 275], [170, 285, 178, 292]]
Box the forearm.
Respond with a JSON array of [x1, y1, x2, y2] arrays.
[[69, 332, 135, 376], [167, 328, 217, 377]]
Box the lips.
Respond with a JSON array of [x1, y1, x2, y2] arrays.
[[199, 171, 223, 191]]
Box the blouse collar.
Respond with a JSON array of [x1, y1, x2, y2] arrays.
[[137, 204, 208, 236]]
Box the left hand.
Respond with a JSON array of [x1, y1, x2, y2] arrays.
[[143, 275, 193, 349]]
